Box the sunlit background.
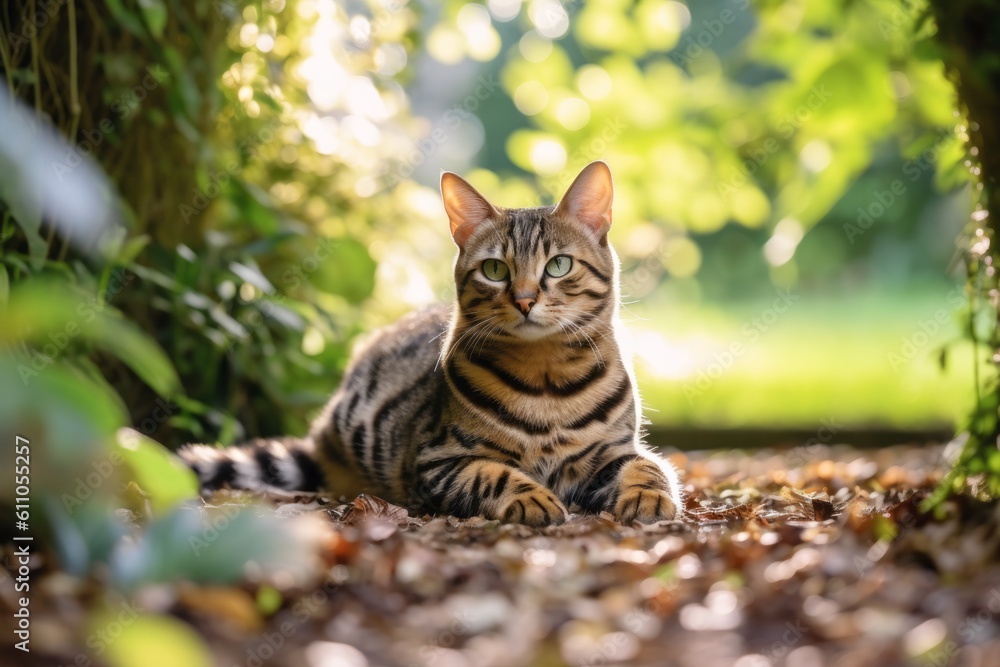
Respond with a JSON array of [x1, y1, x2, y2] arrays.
[[1, 0, 979, 456], [279, 0, 976, 432]]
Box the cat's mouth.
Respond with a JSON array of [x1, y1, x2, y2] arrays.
[[510, 317, 561, 340]]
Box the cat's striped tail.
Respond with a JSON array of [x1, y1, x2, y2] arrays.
[[177, 437, 326, 494]]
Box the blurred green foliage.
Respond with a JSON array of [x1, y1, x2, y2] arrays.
[[1, 0, 430, 449], [0, 0, 997, 607], [424, 0, 980, 430], [0, 0, 429, 610], [448, 0, 968, 296]]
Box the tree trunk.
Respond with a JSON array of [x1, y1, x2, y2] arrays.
[[926, 0, 1000, 499]]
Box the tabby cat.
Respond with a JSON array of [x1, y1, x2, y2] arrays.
[[180, 162, 682, 525]]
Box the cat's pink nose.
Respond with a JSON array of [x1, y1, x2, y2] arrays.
[[514, 296, 536, 315]]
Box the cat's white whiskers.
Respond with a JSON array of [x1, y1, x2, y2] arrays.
[[553, 313, 604, 367], [438, 314, 496, 370], [474, 320, 506, 357], [460, 314, 504, 357], [618, 301, 647, 324], [554, 317, 581, 349], [467, 316, 501, 357], [456, 319, 491, 350], [565, 309, 610, 357], [553, 305, 608, 331]]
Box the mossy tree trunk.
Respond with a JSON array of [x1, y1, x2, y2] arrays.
[[1, 0, 228, 433], [0, 0, 223, 248], [926, 0, 1000, 500]]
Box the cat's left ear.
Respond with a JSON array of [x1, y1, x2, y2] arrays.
[[555, 161, 614, 239], [441, 172, 500, 249]]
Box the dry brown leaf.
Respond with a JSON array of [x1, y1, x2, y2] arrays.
[[334, 493, 412, 526], [177, 585, 263, 635]]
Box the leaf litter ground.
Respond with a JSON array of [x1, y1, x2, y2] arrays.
[[5, 443, 1000, 667]]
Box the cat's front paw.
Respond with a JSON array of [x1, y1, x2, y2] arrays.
[[613, 486, 678, 524], [499, 485, 568, 527], [611, 457, 682, 524]]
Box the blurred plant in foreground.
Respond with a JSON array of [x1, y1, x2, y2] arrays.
[[0, 2, 436, 658], [0, 0, 441, 447]]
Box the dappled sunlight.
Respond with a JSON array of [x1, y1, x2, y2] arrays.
[[762, 217, 805, 267], [3, 0, 1000, 665], [1, 0, 979, 436], [375, 247, 439, 308], [631, 329, 706, 381], [292, 0, 413, 175]]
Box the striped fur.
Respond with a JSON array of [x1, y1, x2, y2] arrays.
[[181, 436, 324, 494], [179, 162, 683, 525]]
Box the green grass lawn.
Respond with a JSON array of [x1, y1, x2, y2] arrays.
[[627, 283, 981, 429]]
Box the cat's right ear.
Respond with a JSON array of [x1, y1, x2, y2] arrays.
[[441, 172, 499, 249], [555, 161, 614, 240]]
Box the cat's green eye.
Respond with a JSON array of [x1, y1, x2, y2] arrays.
[[545, 255, 573, 278], [482, 259, 509, 281]]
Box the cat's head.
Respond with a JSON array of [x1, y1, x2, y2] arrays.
[[441, 161, 618, 341]]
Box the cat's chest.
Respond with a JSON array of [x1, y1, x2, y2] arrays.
[[527, 417, 626, 450], [521, 423, 631, 491], [446, 341, 635, 455], [489, 347, 615, 405]]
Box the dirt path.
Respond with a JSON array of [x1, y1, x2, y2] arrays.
[[5, 444, 1000, 667]]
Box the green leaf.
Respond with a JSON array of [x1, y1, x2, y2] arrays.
[[0, 359, 126, 514], [95, 311, 182, 397], [137, 0, 168, 39], [45, 498, 127, 576], [257, 299, 304, 330], [111, 504, 316, 587], [872, 515, 898, 542], [115, 428, 198, 513], [0, 359, 126, 442], [117, 234, 152, 264], [93, 612, 213, 667], [0, 265, 8, 307], [103, 0, 148, 37], [988, 448, 1000, 474], [162, 46, 202, 120], [241, 230, 299, 256], [308, 237, 377, 304], [256, 586, 283, 616], [0, 157, 49, 270], [229, 261, 276, 294], [2, 280, 182, 397], [1, 281, 91, 343], [255, 93, 282, 113]]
